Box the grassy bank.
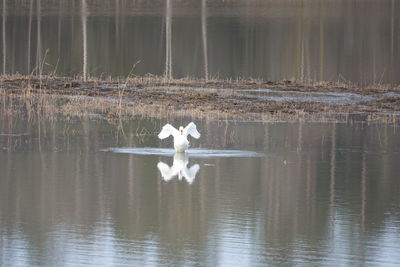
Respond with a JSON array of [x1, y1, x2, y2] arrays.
[[1, 74, 399, 123]]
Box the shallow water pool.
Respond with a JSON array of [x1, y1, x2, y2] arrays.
[[0, 117, 400, 265]]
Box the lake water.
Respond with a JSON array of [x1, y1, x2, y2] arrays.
[[1, 117, 400, 265], [1, 0, 399, 84]]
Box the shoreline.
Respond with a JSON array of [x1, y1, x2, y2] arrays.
[[1, 74, 399, 123]]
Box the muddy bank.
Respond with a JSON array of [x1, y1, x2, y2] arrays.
[[1, 75, 399, 122]]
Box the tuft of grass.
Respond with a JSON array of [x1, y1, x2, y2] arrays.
[[56, 97, 70, 107]]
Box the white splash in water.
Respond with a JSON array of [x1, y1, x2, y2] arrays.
[[102, 147, 264, 158]]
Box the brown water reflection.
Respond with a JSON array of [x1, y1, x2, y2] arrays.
[[0, 117, 400, 265], [1, 0, 399, 84]]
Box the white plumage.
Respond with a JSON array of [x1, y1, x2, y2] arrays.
[[158, 122, 201, 152], [157, 153, 200, 184]]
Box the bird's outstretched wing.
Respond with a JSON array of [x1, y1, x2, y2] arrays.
[[157, 162, 178, 182], [183, 122, 200, 139], [183, 164, 200, 184], [158, 124, 179, 139]]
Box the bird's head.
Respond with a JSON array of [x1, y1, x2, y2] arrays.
[[179, 126, 184, 135]]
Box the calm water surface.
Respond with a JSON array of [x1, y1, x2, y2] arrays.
[[1, 0, 399, 84], [1, 117, 400, 265]]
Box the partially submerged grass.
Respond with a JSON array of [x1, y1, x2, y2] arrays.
[[0, 74, 399, 123]]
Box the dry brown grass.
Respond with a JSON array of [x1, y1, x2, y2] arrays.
[[0, 74, 399, 123]]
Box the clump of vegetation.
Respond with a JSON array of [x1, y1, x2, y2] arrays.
[[56, 97, 70, 107]]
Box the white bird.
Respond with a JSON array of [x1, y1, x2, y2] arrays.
[[157, 153, 200, 184], [158, 122, 201, 152]]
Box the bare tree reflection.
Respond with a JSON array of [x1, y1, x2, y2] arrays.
[[58, 0, 62, 56], [165, 0, 172, 79], [329, 123, 336, 232], [202, 0, 208, 81], [361, 144, 367, 233], [27, 0, 33, 73], [2, 0, 6, 74], [36, 0, 41, 76], [319, 3, 325, 81], [0, 1, 398, 83], [82, 0, 88, 81]]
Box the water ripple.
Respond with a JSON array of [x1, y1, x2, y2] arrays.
[[102, 147, 264, 158]]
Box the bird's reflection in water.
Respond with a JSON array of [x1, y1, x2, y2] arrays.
[[157, 152, 200, 184]]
